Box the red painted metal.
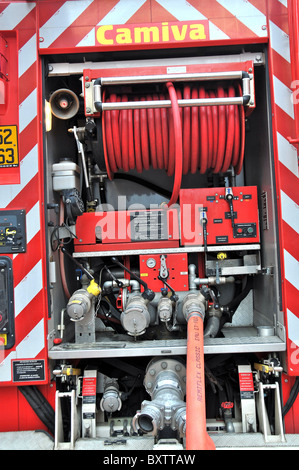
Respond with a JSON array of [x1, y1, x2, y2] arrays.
[[74, 209, 180, 251], [287, 0, 299, 154], [180, 186, 260, 246], [139, 253, 189, 292]]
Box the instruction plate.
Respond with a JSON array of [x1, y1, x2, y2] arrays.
[[0, 125, 19, 167]]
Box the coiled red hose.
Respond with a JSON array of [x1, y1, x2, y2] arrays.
[[102, 82, 245, 205]]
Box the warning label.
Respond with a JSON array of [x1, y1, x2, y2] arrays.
[[12, 359, 45, 382], [82, 377, 97, 396], [239, 371, 254, 399], [82, 377, 97, 404]]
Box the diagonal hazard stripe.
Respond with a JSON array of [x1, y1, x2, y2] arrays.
[[216, 0, 267, 37], [46, 0, 119, 49], [0, 319, 45, 383], [0, 2, 35, 30], [0, 144, 38, 208], [19, 88, 37, 133], [39, 0, 95, 48], [77, 0, 149, 47], [281, 190, 299, 236], [14, 260, 44, 318], [18, 33, 37, 78], [269, 20, 290, 63], [277, 132, 299, 177], [155, 0, 230, 40], [284, 249, 299, 291], [273, 75, 294, 119], [287, 309, 299, 348]]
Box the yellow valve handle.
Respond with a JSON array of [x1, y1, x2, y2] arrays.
[[87, 279, 101, 297]]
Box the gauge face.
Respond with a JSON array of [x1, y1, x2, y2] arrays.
[[146, 258, 156, 269]]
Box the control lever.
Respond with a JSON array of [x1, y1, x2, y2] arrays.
[[199, 210, 208, 252], [159, 255, 169, 280], [225, 187, 235, 228], [104, 266, 123, 288], [157, 275, 179, 303], [71, 126, 92, 202]]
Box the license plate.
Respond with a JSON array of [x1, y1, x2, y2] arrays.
[[0, 125, 19, 168]]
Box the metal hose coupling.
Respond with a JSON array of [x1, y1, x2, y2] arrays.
[[182, 286, 210, 323], [132, 358, 186, 437]]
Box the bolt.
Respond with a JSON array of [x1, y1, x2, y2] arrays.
[[161, 361, 167, 369]]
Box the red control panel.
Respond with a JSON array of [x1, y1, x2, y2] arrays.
[[179, 186, 260, 246], [139, 253, 189, 292]]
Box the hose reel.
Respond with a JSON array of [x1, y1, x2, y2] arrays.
[[85, 67, 253, 205]]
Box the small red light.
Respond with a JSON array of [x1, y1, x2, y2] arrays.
[[59, 99, 68, 109], [221, 401, 234, 409]]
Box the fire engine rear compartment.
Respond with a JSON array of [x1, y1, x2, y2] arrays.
[[42, 44, 288, 449]]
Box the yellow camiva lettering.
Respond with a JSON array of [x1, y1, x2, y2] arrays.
[[171, 24, 188, 41], [116, 27, 133, 44], [189, 24, 207, 40], [134, 26, 160, 43], [96, 25, 114, 45], [162, 22, 169, 42]]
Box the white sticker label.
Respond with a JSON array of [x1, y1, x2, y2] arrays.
[[167, 66, 187, 74]]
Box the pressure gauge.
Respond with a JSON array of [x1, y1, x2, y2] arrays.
[[146, 258, 156, 269]]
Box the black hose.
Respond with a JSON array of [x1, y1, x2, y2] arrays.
[[60, 246, 94, 280], [114, 173, 172, 199], [225, 276, 253, 311], [111, 256, 155, 301], [18, 386, 55, 436], [282, 377, 299, 417]]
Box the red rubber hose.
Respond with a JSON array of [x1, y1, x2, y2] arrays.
[[183, 85, 191, 175], [186, 314, 216, 450], [102, 83, 245, 197], [166, 81, 183, 207]]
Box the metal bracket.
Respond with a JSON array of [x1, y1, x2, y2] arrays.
[[54, 389, 79, 450], [256, 381, 286, 443]]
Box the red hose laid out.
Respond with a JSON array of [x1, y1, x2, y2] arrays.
[[102, 83, 245, 204], [186, 314, 216, 450]]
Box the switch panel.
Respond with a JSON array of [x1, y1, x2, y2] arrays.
[[0, 209, 26, 254], [179, 186, 260, 246]]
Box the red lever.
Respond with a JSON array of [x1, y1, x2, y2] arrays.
[[221, 401, 234, 409]]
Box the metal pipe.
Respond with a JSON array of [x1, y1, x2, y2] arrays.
[[194, 275, 235, 286], [99, 96, 245, 112], [102, 279, 140, 292], [97, 70, 245, 86]]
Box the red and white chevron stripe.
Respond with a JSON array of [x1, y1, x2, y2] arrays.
[[0, 1, 48, 385], [265, 0, 299, 375]]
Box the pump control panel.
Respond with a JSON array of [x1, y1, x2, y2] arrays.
[[0, 209, 26, 254], [179, 186, 260, 246]]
